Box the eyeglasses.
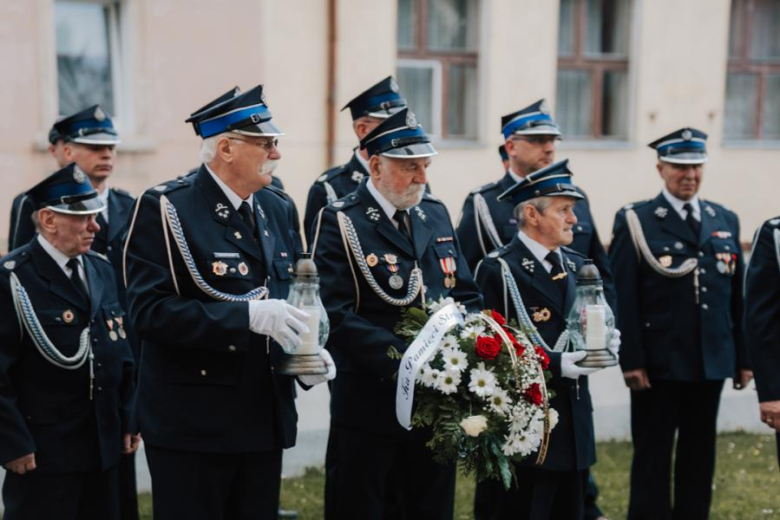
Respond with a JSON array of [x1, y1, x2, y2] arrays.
[[512, 136, 561, 145], [228, 137, 279, 151]]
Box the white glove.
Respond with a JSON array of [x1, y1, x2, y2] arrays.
[[248, 299, 310, 349], [561, 351, 600, 380], [298, 348, 337, 387], [609, 329, 621, 359]]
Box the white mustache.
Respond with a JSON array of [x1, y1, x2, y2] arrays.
[[260, 160, 279, 175]]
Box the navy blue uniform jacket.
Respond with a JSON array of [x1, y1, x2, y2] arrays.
[[123, 166, 301, 453], [475, 236, 596, 472], [610, 194, 747, 381], [0, 242, 136, 473], [312, 182, 482, 437]]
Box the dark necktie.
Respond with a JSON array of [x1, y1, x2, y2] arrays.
[[394, 210, 412, 242], [683, 202, 700, 237], [545, 251, 567, 296], [66, 258, 89, 301], [238, 201, 257, 241]]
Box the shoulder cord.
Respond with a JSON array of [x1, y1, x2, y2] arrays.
[[323, 182, 338, 205], [159, 195, 268, 302], [336, 211, 424, 307], [496, 257, 569, 353], [774, 229, 780, 276], [474, 193, 504, 256], [625, 208, 700, 302]]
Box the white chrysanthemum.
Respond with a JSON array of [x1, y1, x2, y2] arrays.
[[548, 408, 559, 430], [429, 296, 456, 314], [442, 347, 468, 373], [468, 363, 496, 397], [502, 431, 540, 457], [488, 388, 512, 416], [441, 334, 459, 351], [508, 404, 533, 432], [421, 367, 442, 388], [436, 370, 461, 395], [460, 323, 485, 340]]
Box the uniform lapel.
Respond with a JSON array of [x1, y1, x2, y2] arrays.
[[83, 256, 104, 319], [562, 250, 578, 314], [195, 167, 264, 262], [31, 241, 90, 312], [698, 202, 719, 248], [107, 189, 130, 244], [410, 207, 433, 261], [511, 236, 564, 313], [358, 185, 415, 258], [254, 198, 275, 270], [655, 193, 698, 246]]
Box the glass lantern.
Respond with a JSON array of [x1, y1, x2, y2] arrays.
[[278, 254, 330, 375], [565, 260, 618, 368]]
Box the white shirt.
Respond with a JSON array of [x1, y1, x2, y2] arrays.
[[96, 186, 110, 223], [366, 177, 408, 227], [37, 234, 89, 289], [508, 168, 524, 183], [354, 151, 370, 173], [516, 230, 563, 274], [206, 164, 254, 211], [662, 187, 700, 222]]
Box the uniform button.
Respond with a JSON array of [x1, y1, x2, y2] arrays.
[[698, 251, 704, 257], [701, 287, 708, 293], [699, 268, 706, 275], [702, 303, 709, 310], [107, 246, 113, 252], [577, 226, 583, 231], [200, 370, 207, 376], [97, 362, 103, 368], [228, 345, 237, 352], [725, 245, 731, 251], [644, 322, 651, 328], [97, 386, 103, 392]]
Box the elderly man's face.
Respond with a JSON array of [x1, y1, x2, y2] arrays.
[[371, 155, 430, 210], [525, 196, 578, 249], [228, 135, 281, 190], [40, 210, 101, 257], [506, 135, 558, 176], [657, 162, 703, 201], [63, 143, 116, 182]]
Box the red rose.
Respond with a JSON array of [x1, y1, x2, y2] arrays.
[[502, 331, 525, 357], [490, 310, 506, 326], [476, 335, 501, 360], [535, 346, 550, 370], [523, 383, 543, 406]]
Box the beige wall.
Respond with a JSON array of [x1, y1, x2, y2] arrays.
[[1, 0, 778, 254]]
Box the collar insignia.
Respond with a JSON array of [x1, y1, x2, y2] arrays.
[[522, 257, 535, 273], [566, 258, 577, 272], [654, 207, 668, 219], [215, 202, 229, 220], [351, 171, 365, 183], [366, 207, 381, 222], [704, 205, 716, 217], [257, 204, 266, 221], [414, 206, 427, 222]]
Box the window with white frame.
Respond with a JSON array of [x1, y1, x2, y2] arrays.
[[396, 0, 479, 140], [556, 0, 631, 140], [725, 0, 780, 141], [55, 0, 123, 117]]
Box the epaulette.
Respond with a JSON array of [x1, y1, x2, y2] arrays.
[[1, 249, 31, 271], [262, 184, 290, 201], [317, 163, 350, 183], [486, 243, 512, 260], [767, 216, 780, 227], [621, 199, 651, 212], [422, 192, 444, 204], [702, 200, 735, 215], [148, 176, 192, 195], [86, 250, 111, 264], [111, 187, 134, 200], [327, 193, 360, 211], [561, 246, 586, 259], [470, 181, 500, 195]]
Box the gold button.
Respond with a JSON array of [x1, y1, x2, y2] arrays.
[[228, 345, 237, 352], [200, 369, 207, 376]]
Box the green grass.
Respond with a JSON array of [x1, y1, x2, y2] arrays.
[[128, 432, 777, 519]]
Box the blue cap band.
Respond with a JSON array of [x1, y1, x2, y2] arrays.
[[199, 104, 271, 138], [502, 113, 556, 139]]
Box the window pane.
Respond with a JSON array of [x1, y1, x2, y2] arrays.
[[447, 64, 477, 138], [724, 73, 758, 140], [602, 70, 627, 138], [556, 69, 593, 138], [727, 0, 744, 59], [585, 0, 630, 57], [398, 0, 418, 50], [427, 0, 478, 52], [55, 1, 115, 115], [762, 74, 780, 139], [750, 0, 780, 60], [558, 0, 576, 57], [397, 66, 435, 133]]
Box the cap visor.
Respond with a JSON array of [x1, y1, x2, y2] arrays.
[[71, 133, 121, 145], [513, 125, 562, 136], [381, 142, 438, 159], [366, 105, 406, 119], [660, 153, 708, 165], [548, 190, 585, 200], [47, 197, 105, 215], [233, 121, 285, 137]]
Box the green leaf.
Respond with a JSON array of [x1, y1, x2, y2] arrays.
[[387, 345, 403, 360]]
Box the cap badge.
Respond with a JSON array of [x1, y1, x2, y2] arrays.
[[539, 100, 551, 115], [390, 78, 400, 93], [406, 111, 419, 129], [654, 207, 668, 219], [73, 167, 86, 184], [94, 106, 106, 121], [681, 129, 693, 141]]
